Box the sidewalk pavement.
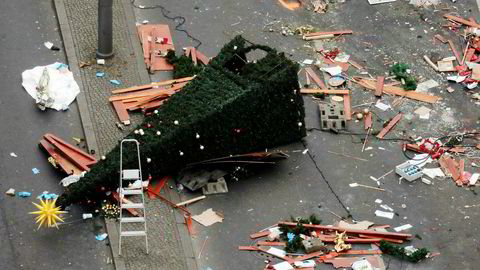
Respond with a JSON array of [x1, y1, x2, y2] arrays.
[[54, 0, 194, 269]]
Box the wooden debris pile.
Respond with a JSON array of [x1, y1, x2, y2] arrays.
[[240, 219, 419, 269], [39, 133, 97, 175], [109, 77, 194, 125], [183, 46, 210, 66], [137, 24, 175, 72]]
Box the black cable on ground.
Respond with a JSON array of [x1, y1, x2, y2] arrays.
[[131, 0, 202, 48]]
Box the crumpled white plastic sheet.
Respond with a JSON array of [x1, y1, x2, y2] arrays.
[[21, 62, 80, 110]]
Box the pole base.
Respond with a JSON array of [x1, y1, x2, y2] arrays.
[[96, 50, 114, 59]]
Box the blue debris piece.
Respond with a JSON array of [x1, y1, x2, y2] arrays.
[[18, 192, 32, 198], [287, 232, 295, 242], [37, 193, 58, 200], [96, 72, 105, 78], [32, 168, 40, 174], [109, 79, 121, 85], [95, 233, 108, 241]]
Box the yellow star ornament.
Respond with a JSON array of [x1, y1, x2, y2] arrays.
[[29, 199, 67, 229]]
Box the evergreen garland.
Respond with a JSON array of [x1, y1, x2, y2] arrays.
[[379, 240, 429, 263], [57, 36, 306, 207], [278, 215, 322, 253], [166, 50, 203, 79], [390, 63, 417, 91]]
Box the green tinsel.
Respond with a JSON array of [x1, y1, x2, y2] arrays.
[[390, 63, 417, 91], [379, 240, 429, 263], [166, 50, 203, 78]]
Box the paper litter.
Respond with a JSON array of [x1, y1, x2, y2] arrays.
[[192, 208, 224, 226]]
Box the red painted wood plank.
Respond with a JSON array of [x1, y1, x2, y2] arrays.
[[376, 113, 402, 139], [111, 100, 130, 124], [364, 112, 372, 130], [375, 76, 384, 97], [39, 139, 83, 175], [305, 67, 327, 89]]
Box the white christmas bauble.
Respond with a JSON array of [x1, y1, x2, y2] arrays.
[[200, 145, 204, 150], [179, 151, 184, 156], [174, 120, 179, 125], [146, 158, 151, 163], [156, 131, 161, 135]]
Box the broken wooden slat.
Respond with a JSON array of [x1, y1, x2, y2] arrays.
[[278, 222, 412, 239], [423, 55, 439, 72], [112, 77, 193, 94], [317, 235, 383, 243], [358, 234, 403, 244], [190, 47, 198, 66], [184, 47, 191, 57], [305, 67, 327, 89], [256, 241, 286, 247], [149, 25, 174, 71], [444, 14, 480, 28], [304, 30, 353, 37], [109, 84, 185, 102], [39, 139, 83, 175], [112, 100, 131, 125], [141, 99, 167, 112], [250, 231, 270, 239], [434, 34, 447, 44], [464, 48, 476, 63], [375, 76, 384, 97], [300, 89, 349, 95], [376, 113, 402, 139], [343, 91, 352, 121], [238, 246, 260, 251], [112, 192, 139, 217], [323, 257, 366, 268], [448, 40, 462, 64], [176, 195, 206, 207], [364, 112, 372, 130], [43, 134, 97, 171], [348, 59, 364, 70], [354, 77, 441, 104], [195, 50, 210, 65]]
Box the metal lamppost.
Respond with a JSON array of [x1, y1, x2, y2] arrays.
[[96, 0, 114, 58]]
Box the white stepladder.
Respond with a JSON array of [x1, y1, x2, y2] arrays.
[[118, 139, 148, 256]]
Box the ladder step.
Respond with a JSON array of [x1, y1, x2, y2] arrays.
[[122, 169, 141, 180], [122, 203, 144, 209], [121, 189, 143, 195], [120, 231, 147, 237], [120, 217, 146, 223]]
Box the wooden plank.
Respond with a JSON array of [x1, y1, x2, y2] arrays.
[[195, 49, 210, 65], [109, 86, 181, 102], [300, 89, 349, 95], [465, 48, 476, 63], [348, 59, 364, 70], [112, 77, 193, 94], [364, 112, 372, 130], [358, 234, 403, 244], [376, 113, 402, 139], [191, 47, 197, 66], [112, 192, 139, 217], [434, 34, 447, 44], [278, 222, 412, 239], [141, 99, 167, 111], [256, 241, 286, 247], [43, 134, 97, 171], [304, 30, 353, 37], [250, 231, 270, 239], [39, 139, 83, 175], [238, 246, 260, 251], [343, 92, 352, 121], [111, 100, 130, 125], [444, 14, 480, 28], [305, 67, 327, 89], [176, 195, 206, 207], [375, 76, 384, 97], [317, 235, 383, 243], [184, 47, 191, 57], [354, 78, 441, 104], [150, 25, 175, 71], [448, 40, 462, 64], [294, 251, 324, 261]]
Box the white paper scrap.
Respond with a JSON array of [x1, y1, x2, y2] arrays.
[[375, 210, 394, 219], [321, 66, 342, 76], [302, 59, 314, 65], [380, 204, 394, 212], [375, 101, 390, 111], [416, 79, 439, 93], [447, 76, 467, 83], [469, 173, 479, 186], [422, 168, 445, 178], [294, 260, 316, 267], [273, 261, 293, 270], [267, 247, 286, 258], [375, 199, 382, 204], [414, 106, 431, 117], [10, 152, 18, 158]]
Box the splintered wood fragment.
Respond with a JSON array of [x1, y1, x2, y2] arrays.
[[300, 89, 349, 95], [423, 55, 439, 72], [305, 67, 327, 89], [359, 234, 403, 244], [305, 70, 311, 85], [294, 251, 324, 261], [176, 195, 206, 207], [375, 76, 384, 97], [191, 47, 198, 66], [238, 246, 260, 251], [448, 40, 462, 64], [304, 30, 353, 37], [141, 99, 167, 112], [184, 47, 191, 57], [434, 34, 447, 44], [343, 91, 352, 120], [364, 112, 372, 130], [112, 77, 193, 94], [444, 14, 480, 28], [250, 231, 270, 239], [111, 101, 130, 125], [376, 113, 402, 139], [348, 59, 364, 70], [464, 48, 476, 63], [256, 241, 286, 247], [195, 50, 210, 65]]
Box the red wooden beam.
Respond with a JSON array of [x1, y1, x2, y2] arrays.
[[376, 113, 402, 139], [375, 76, 384, 97]]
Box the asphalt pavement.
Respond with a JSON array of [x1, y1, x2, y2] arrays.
[[0, 1, 113, 269]]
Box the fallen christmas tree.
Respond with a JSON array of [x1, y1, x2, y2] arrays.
[[57, 36, 306, 206]]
